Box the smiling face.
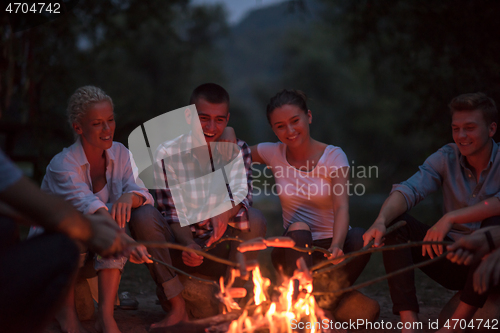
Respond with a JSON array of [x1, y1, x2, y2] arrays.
[[73, 101, 115, 154], [269, 104, 312, 148], [194, 98, 230, 143], [451, 109, 496, 160]]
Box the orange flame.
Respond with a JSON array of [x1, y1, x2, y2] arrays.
[[226, 265, 324, 333]]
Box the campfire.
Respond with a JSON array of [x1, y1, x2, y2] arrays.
[[147, 221, 449, 333], [216, 238, 325, 333]]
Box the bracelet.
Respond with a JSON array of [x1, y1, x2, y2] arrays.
[[485, 230, 496, 252]]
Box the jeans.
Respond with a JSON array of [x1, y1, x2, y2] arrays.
[[128, 205, 184, 300], [384, 213, 500, 314], [129, 205, 266, 310]]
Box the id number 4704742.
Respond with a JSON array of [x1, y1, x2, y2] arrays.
[[443, 319, 498, 330], [5, 3, 61, 14]]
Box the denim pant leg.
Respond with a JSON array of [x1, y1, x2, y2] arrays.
[[128, 205, 183, 299], [271, 229, 313, 277], [460, 216, 500, 307]]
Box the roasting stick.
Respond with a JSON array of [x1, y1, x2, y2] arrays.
[[310, 220, 407, 274], [206, 235, 332, 256], [132, 241, 238, 267], [312, 252, 449, 297], [314, 240, 453, 274], [133, 221, 407, 272]]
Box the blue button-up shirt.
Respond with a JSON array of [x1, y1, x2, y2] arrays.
[[391, 140, 500, 238]]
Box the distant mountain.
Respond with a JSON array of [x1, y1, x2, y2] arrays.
[[218, 0, 323, 143]]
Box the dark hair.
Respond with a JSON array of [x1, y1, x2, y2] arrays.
[[449, 92, 498, 125], [266, 89, 308, 123], [189, 83, 230, 105]]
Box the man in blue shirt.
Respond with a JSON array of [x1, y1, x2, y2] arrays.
[[363, 92, 500, 332]]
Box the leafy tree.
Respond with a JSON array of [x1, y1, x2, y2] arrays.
[[0, 0, 228, 181]]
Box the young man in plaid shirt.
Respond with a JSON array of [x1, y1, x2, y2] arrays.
[[130, 83, 266, 328]]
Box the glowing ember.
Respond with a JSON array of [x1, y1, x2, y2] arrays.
[[224, 259, 324, 333]]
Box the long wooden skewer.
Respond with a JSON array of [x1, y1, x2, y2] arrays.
[[310, 220, 407, 273], [133, 241, 238, 267], [313, 240, 453, 275], [312, 252, 448, 296]]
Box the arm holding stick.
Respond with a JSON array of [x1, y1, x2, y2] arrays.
[[363, 191, 408, 247]]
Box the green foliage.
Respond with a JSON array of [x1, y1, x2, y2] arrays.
[[328, 0, 500, 143], [1, 0, 227, 181]]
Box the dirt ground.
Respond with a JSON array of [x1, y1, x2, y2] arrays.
[[43, 201, 458, 333], [43, 263, 455, 333]]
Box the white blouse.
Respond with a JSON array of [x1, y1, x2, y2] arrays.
[[41, 138, 154, 214]]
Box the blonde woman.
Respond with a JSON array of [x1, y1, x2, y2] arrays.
[[39, 86, 155, 333]]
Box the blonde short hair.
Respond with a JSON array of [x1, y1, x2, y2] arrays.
[[67, 86, 114, 129]]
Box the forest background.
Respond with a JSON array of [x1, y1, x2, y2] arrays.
[[2, 0, 500, 227]]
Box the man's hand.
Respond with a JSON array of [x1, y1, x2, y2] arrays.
[[111, 193, 136, 228], [86, 214, 126, 257], [363, 219, 387, 247], [446, 228, 494, 265], [474, 248, 500, 294], [182, 243, 204, 267], [326, 245, 345, 264], [206, 210, 231, 247], [423, 214, 453, 258]]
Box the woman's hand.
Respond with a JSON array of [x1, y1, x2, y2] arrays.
[[111, 193, 136, 228], [327, 245, 345, 264]]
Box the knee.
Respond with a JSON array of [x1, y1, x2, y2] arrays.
[[131, 204, 157, 220], [247, 207, 267, 237], [287, 221, 310, 232], [344, 227, 366, 253], [129, 205, 164, 235]]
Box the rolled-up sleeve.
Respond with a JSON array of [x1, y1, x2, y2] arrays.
[[42, 158, 106, 215], [122, 150, 154, 206], [390, 150, 444, 211]]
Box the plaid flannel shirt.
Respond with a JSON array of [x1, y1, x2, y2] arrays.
[[155, 133, 253, 239]]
